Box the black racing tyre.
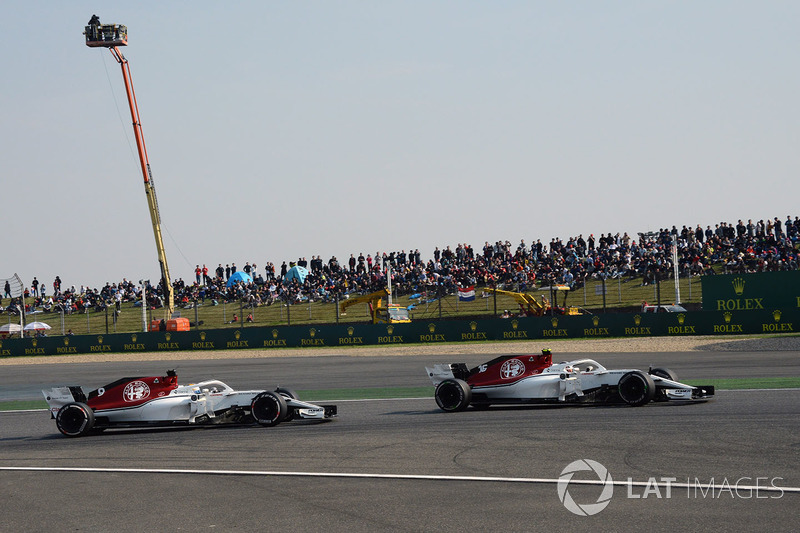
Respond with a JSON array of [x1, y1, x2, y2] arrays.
[[618, 371, 656, 407], [276, 387, 298, 400], [650, 367, 678, 381], [56, 402, 95, 437], [251, 391, 287, 427], [276, 388, 297, 421], [434, 379, 472, 412]]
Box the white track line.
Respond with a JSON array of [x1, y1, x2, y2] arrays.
[[0, 466, 797, 493]]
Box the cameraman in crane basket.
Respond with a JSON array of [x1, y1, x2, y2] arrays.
[[87, 14, 100, 40]]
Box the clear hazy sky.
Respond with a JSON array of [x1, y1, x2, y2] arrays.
[[3, 1, 798, 292]]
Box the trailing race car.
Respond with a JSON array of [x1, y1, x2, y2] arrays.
[[43, 370, 337, 437], [426, 350, 714, 412]]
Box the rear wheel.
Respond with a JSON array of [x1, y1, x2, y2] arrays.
[[56, 402, 95, 437], [434, 379, 471, 412], [251, 391, 287, 427], [617, 371, 656, 406]]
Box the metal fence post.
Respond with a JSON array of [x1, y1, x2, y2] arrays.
[[602, 275, 607, 313]]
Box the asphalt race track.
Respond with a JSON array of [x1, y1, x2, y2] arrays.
[[1, 350, 799, 531]]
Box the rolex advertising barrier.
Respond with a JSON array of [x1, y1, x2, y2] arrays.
[[1, 309, 797, 358], [1, 271, 798, 358]]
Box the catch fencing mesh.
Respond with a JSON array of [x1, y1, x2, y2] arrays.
[[1, 274, 23, 298]]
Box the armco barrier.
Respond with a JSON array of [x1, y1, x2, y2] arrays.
[[1, 308, 798, 358]]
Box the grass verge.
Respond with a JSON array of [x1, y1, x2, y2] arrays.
[[685, 377, 800, 390]]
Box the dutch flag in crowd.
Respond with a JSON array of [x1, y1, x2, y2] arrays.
[[458, 285, 475, 302]]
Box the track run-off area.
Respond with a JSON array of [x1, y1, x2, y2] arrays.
[[1, 340, 799, 531]]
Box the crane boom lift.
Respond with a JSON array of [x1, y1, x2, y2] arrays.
[[485, 286, 584, 316], [85, 20, 174, 319], [339, 288, 411, 324], [485, 287, 549, 316]]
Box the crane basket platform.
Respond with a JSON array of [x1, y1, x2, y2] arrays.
[[84, 24, 128, 47]]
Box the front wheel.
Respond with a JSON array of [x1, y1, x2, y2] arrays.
[[56, 402, 95, 437], [276, 387, 298, 421], [435, 379, 471, 412], [276, 387, 298, 400], [618, 371, 656, 406], [251, 391, 287, 427], [650, 367, 677, 381]]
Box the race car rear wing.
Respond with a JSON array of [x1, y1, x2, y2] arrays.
[[42, 386, 87, 418], [426, 363, 470, 386]]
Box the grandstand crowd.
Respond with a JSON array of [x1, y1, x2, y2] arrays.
[[3, 215, 799, 316]]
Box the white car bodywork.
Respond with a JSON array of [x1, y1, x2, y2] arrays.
[[427, 359, 697, 401], [44, 380, 328, 423], [43, 373, 336, 437], [426, 355, 714, 411]]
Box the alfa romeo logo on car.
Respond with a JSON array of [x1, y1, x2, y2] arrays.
[[557, 459, 614, 516], [500, 358, 525, 379], [123, 381, 150, 402]]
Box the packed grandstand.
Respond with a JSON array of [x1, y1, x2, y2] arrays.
[[3, 216, 798, 317]]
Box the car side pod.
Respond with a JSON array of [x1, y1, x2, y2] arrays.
[[434, 379, 472, 412], [617, 371, 656, 406]]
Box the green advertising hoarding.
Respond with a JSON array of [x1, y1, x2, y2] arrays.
[[702, 270, 800, 313], [2, 306, 798, 358]]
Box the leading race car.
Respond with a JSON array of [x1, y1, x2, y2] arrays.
[[43, 370, 337, 437], [426, 350, 714, 412]]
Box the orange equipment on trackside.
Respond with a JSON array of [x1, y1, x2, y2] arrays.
[[149, 318, 190, 332]]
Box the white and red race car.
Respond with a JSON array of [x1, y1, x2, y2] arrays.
[[43, 370, 337, 437], [426, 350, 714, 411]]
